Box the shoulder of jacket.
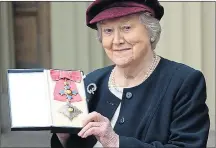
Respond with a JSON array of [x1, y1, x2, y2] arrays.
[[83, 65, 114, 103], [84, 65, 114, 84], [163, 58, 203, 80]]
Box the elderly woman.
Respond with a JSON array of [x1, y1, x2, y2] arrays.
[[51, 0, 210, 147]]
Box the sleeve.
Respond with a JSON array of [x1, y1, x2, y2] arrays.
[[119, 70, 210, 148]]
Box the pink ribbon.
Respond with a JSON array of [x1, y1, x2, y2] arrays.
[[50, 69, 82, 102]]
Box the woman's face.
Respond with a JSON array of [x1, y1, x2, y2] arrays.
[[100, 14, 152, 67]]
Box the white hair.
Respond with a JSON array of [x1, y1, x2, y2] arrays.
[[96, 12, 161, 50]]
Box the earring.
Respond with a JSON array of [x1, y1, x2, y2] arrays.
[[150, 37, 155, 43]]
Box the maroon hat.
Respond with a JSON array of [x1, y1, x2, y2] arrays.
[[86, 0, 164, 30]]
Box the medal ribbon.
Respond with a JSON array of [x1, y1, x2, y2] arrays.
[[50, 70, 82, 103]]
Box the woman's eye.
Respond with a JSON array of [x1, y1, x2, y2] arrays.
[[103, 28, 113, 34], [123, 25, 131, 32]]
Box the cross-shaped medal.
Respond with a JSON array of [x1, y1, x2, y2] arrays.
[[59, 81, 78, 100]]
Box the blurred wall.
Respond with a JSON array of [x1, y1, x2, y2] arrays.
[[0, 1, 215, 147]]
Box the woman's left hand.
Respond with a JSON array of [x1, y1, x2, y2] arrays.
[[78, 111, 119, 147]]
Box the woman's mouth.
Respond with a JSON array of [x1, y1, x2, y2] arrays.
[[113, 48, 131, 51]]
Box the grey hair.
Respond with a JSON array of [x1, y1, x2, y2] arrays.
[[96, 12, 161, 50]]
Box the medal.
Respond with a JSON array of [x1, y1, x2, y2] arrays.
[[58, 79, 82, 121], [50, 70, 83, 121], [59, 100, 82, 121]]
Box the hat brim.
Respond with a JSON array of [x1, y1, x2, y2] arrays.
[[89, 6, 154, 26]]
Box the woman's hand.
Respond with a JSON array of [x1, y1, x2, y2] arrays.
[[78, 111, 119, 147]]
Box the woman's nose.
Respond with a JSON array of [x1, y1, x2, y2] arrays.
[[112, 30, 124, 45]]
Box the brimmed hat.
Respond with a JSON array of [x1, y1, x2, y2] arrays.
[[86, 0, 164, 29]]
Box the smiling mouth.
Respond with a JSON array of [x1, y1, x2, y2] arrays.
[[113, 48, 131, 51]]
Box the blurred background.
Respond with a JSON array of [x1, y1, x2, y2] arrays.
[[0, 1, 215, 147]]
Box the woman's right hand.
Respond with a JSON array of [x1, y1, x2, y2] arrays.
[[56, 133, 70, 147]]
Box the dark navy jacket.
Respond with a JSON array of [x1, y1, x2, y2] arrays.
[[51, 57, 210, 148]]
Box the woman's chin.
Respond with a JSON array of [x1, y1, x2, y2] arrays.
[[113, 57, 133, 67]]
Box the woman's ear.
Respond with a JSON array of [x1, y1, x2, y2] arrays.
[[150, 37, 155, 43]]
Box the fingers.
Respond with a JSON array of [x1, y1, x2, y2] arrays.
[[82, 127, 100, 138], [78, 122, 102, 138], [78, 111, 110, 139], [82, 111, 106, 127]]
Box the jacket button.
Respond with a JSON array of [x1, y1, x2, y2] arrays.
[[119, 117, 125, 124], [126, 92, 133, 99]]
